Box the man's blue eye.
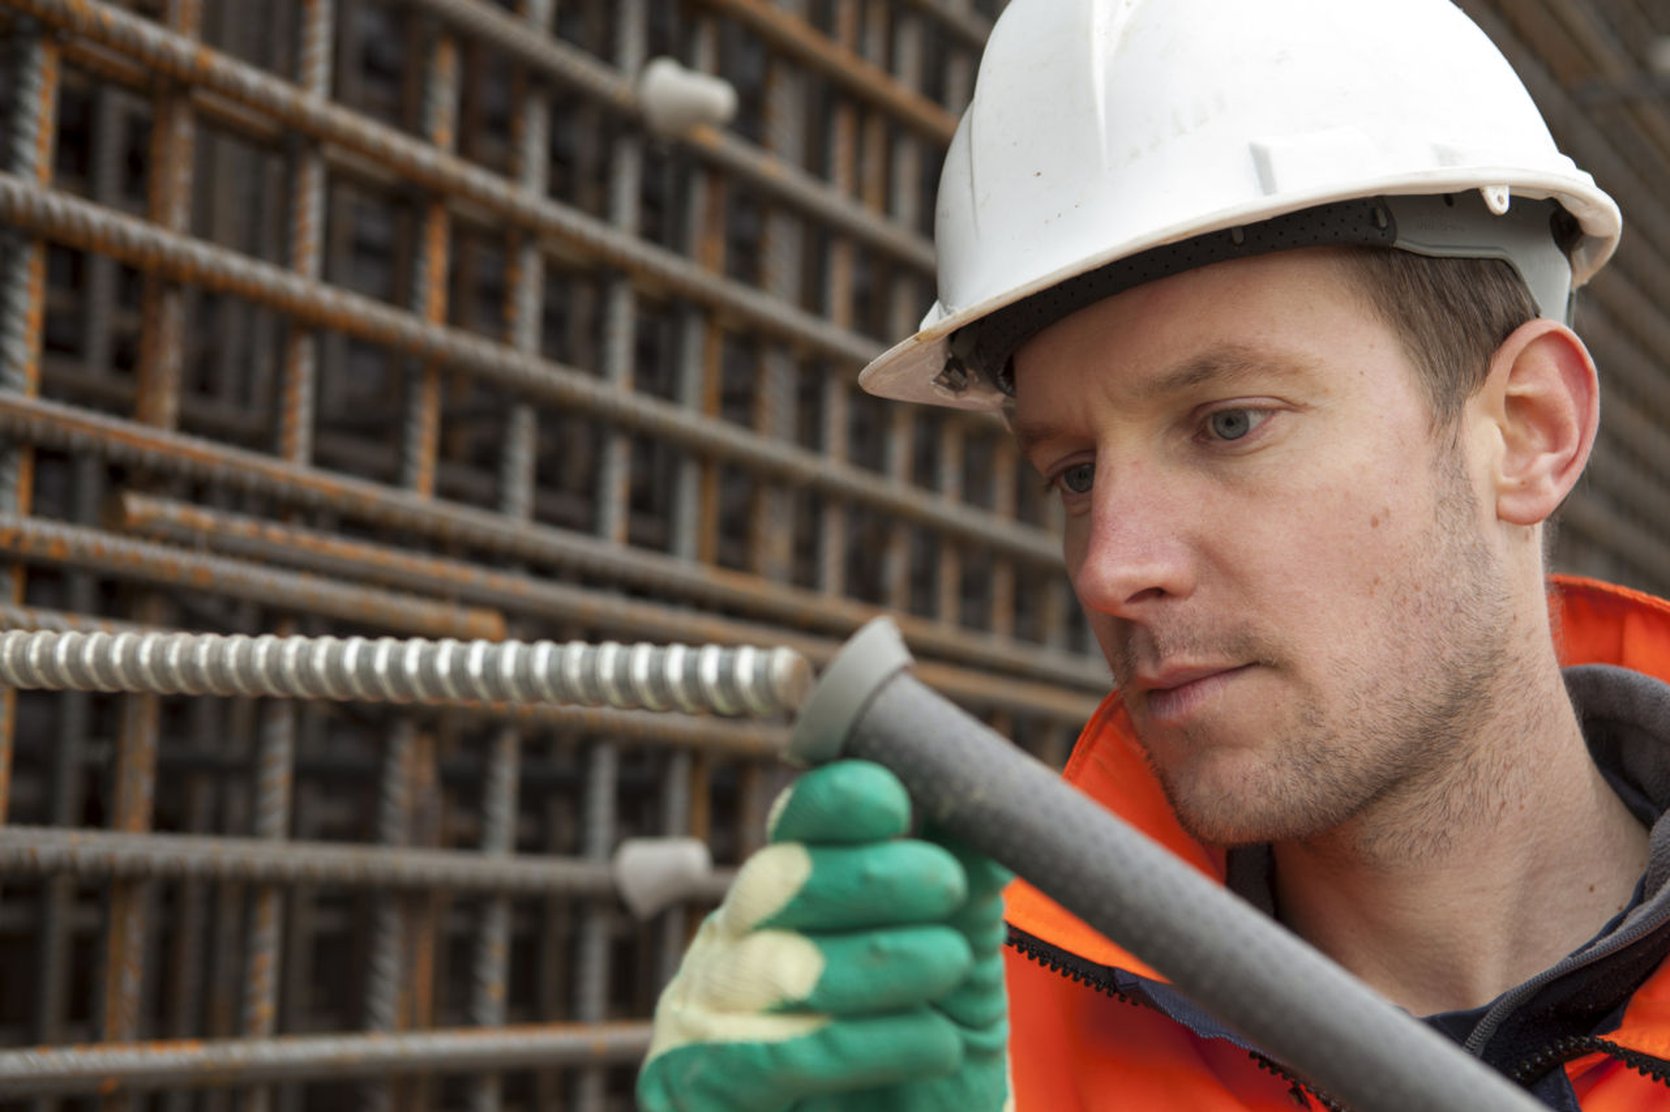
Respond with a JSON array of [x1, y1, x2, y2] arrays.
[[1058, 463, 1095, 494], [1209, 409, 1254, 441]]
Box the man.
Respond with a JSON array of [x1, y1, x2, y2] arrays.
[[639, 0, 1670, 1107]]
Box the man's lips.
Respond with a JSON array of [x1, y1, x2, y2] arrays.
[[1132, 663, 1248, 693], [1132, 664, 1255, 721]]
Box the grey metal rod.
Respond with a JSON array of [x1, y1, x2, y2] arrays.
[[791, 619, 1545, 1112]]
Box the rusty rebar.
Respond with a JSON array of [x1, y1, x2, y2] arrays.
[[0, 15, 55, 511], [690, 0, 958, 143], [471, 1, 551, 1102], [276, 0, 334, 467], [0, 12, 59, 834], [0, 824, 732, 901], [241, 698, 294, 1037], [0, 512, 502, 640], [363, 720, 413, 1112], [0, 1023, 655, 1098]]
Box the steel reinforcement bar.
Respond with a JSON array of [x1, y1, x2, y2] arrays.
[[0, 825, 734, 899], [0, 512, 504, 642], [0, 1023, 656, 1098], [0, 626, 811, 717]]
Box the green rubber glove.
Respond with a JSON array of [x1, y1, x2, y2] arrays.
[[636, 759, 1012, 1112]]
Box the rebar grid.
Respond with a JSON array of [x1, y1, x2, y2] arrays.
[[0, 2, 1062, 1104], [3, 0, 1663, 1106]]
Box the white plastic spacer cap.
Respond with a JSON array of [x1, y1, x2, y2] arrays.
[[612, 837, 715, 920], [1650, 36, 1670, 78], [637, 57, 738, 138]]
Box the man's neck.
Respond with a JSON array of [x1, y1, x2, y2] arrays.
[[1269, 654, 1649, 1018]]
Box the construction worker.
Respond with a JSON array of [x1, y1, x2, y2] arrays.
[[638, 0, 1670, 1107]]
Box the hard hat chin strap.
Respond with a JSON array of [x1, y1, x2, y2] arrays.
[[942, 193, 1576, 402]]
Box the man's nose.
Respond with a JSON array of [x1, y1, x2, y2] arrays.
[[1070, 474, 1197, 619]]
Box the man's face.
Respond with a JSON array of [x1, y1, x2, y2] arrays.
[[1010, 249, 1516, 848]]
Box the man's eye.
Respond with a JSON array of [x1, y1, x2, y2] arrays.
[[1205, 409, 1264, 442], [1054, 462, 1095, 495]]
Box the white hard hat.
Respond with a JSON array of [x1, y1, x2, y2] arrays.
[[858, 0, 1623, 411]]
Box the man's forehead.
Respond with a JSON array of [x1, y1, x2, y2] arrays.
[[1009, 248, 1392, 408]]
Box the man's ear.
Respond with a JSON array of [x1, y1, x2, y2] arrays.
[[1481, 319, 1599, 527]]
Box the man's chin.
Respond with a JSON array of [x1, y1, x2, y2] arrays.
[[1156, 762, 1342, 848]]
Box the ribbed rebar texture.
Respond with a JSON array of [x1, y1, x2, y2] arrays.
[[0, 1023, 655, 1098], [0, 825, 614, 893], [0, 628, 812, 716]]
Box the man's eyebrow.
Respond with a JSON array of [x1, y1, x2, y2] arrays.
[[1139, 344, 1314, 402], [1010, 417, 1067, 460]]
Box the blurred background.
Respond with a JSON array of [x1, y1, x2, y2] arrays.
[[0, 0, 1665, 1108]]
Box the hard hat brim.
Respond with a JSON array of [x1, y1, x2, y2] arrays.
[[860, 176, 1621, 411]]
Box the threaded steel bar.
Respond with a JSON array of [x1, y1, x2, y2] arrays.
[[0, 599, 790, 752], [0, 627, 812, 717], [0, 1023, 655, 1098]]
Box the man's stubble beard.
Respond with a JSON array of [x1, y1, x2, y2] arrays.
[[1125, 446, 1520, 855]]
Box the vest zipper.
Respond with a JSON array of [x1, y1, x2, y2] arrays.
[[1005, 926, 1141, 1007], [1510, 1034, 1670, 1091], [1005, 926, 1341, 1110]]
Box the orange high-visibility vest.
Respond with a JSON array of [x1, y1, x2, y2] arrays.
[[1004, 576, 1670, 1109]]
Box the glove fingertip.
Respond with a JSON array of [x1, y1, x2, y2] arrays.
[[769, 760, 911, 845]]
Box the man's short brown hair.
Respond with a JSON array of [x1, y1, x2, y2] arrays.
[[1340, 250, 1541, 427]]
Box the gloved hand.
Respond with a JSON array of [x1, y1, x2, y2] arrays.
[[636, 759, 1011, 1111]]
